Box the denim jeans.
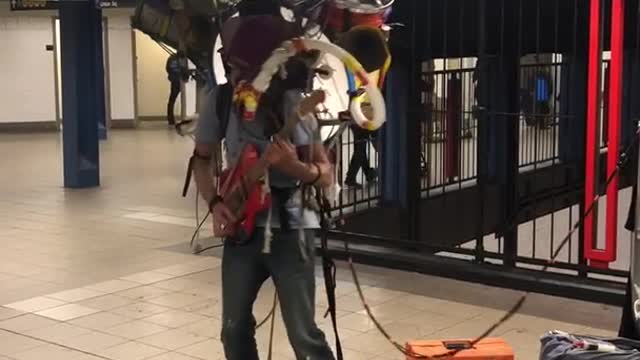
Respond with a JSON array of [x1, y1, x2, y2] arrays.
[[220, 228, 335, 360]]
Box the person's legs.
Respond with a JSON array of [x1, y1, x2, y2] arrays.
[[221, 236, 270, 360], [537, 101, 551, 129], [167, 81, 181, 125], [346, 126, 372, 186], [268, 229, 335, 360]]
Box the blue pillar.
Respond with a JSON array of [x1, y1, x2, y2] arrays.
[[94, 18, 107, 140], [558, 54, 587, 166], [381, 64, 409, 206], [59, 1, 102, 188]]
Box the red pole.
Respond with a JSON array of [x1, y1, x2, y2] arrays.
[[602, 0, 625, 268], [583, 0, 601, 265], [584, 0, 625, 269]]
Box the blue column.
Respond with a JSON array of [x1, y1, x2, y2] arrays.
[[94, 17, 107, 140], [558, 54, 587, 165], [381, 64, 409, 206], [59, 1, 103, 188]]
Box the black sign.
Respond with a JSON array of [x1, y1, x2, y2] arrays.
[[10, 0, 57, 10], [10, 0, 137, 11]]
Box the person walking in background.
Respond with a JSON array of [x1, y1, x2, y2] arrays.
[[344, 123, 378, 189], [166, 51, 188, 126]]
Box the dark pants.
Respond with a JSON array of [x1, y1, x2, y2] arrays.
[[221, 229, 335, 360], [620, 273, 639, 339], [167, 80, 180, 125], [345, 126, 377, 182]]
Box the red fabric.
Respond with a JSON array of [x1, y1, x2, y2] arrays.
[[326, 4, 385, 33]]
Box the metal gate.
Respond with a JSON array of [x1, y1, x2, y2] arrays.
[[325, 0, 640, 304]]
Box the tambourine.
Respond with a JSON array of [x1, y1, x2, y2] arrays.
[[237, 37, 386, 131]]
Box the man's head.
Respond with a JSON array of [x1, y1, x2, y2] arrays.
[[220, 15, 300, 85]]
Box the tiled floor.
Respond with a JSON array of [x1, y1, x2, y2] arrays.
[[0, 128, 622, 360]]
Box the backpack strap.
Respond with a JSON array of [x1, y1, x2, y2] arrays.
[[182, 83, 233, 198], [216, 82, 233, 138]]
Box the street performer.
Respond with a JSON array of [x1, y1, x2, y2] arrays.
[[190, 14, 336, 360]]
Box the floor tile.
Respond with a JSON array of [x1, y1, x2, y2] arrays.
[[58, 331, 128, 353], [154, 265, 205, 277], [104, 320, 170, 340], [69, 311, 131, 330], [35, 304, 100, 321], [47, 288, 105, 302], [143, 309, 207, 328], [12, 343, 84, 360], [342, 330, 400, 355], [4, 297, 67, 313], [0, 332, 46, 356], [78, 294, 134, 311], [120, 271, 177, 285], [110, 302, 172, 320], [86, 280, 140, 294], [138, 329, 209, 350], [99, 341, 166, 360], [24, 322, 92, 343], [146, 352, 200, 360], [0, 314, 59, 332], [176, 339, 224, 360], [115, 286, 174, 302], [181, 299, 220, 319], [151, 279, 204, 292], [146, 292, 206, 309], [0, 307, 25, 321], [179, 318, 221, 339]]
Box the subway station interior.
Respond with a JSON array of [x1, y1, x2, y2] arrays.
[[1, 0, 640, 359]]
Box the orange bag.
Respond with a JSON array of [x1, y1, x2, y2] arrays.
[[405, 338, 514, 360]]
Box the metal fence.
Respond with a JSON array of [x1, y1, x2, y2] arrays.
[[325, 0, 640, 301]]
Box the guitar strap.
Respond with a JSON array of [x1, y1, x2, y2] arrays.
[[316, 189, 343, 360], [182, 83, 233, 198]]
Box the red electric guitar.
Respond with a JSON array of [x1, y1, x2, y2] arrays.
[[215, 90, 326, 242]]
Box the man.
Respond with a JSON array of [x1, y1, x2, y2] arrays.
[[191, 15, 335, 360], [335, 26, 389, 188], [345, 123, 378, 188], [620, 140, 639, 340], [166, 51, 188, 126]]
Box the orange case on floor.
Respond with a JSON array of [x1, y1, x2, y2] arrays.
[[405, 338, 514, 360]]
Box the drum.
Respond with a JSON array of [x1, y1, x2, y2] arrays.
[[325, 0, 394, 34]]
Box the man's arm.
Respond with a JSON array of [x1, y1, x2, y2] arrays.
[[263, 91, 334, 187], [192, 143, 218, 205], [264, 138, 333, 188]]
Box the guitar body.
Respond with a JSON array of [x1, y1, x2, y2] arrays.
[[218, 144, 272, 243]]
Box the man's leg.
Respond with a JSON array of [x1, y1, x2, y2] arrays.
[[345, 127, 368, 187], [268, 230, 335, 360], [221, 237, 270, 360], [167, 81, 180, 125]]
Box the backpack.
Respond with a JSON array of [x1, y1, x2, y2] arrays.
[[540, 331, 640, 360]]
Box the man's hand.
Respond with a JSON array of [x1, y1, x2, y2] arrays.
[[263, 137, 299, 169], [211, 201, 237, 237]]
